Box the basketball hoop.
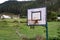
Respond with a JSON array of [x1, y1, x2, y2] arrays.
[[28, 7, 46, 25], [34, 20, 38, 24]]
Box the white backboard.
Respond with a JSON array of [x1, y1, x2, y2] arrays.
[[32, 12, 41, 20], [27, 7, 46, 26]]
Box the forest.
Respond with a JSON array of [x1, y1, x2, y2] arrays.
[[0, 0, 60, 21]]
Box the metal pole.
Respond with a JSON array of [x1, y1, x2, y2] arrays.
[[46, 22, 48, 40]]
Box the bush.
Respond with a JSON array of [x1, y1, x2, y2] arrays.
[[47, 11, 57, 21]]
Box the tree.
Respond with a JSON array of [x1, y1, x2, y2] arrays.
[[47, 11, 57, 21]]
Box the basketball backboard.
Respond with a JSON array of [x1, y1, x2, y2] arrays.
[[27, 7, 46, 26]]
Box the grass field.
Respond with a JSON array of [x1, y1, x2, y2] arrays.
[[0, 19, 60, 40]]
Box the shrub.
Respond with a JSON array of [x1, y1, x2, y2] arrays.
[[47, 11, 57, 21]]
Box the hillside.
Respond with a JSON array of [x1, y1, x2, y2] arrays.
[[0, 1, 45, 16]]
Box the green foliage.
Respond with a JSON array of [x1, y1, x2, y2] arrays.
[[57, 24, 60, 40], [0, 1, 44, 17], [47, 11, 57, 21], [0, 19, 60, 40]]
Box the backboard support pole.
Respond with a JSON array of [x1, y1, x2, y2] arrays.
[[46, 22, 48, 40]]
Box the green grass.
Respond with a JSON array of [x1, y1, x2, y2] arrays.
[[0, 19, 60, 40]]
